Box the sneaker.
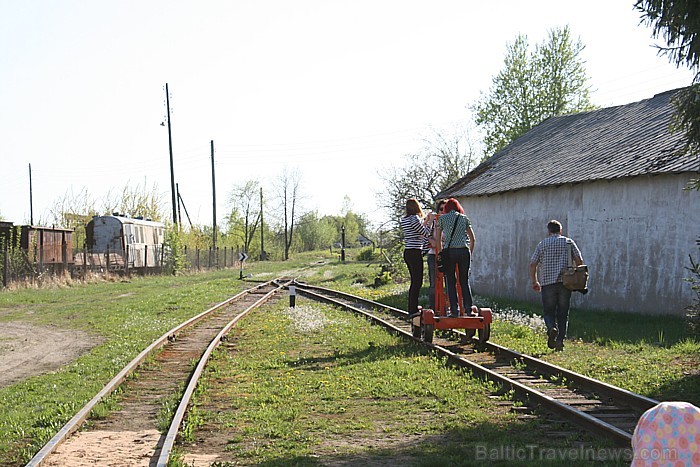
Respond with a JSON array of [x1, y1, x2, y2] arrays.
[[547, 327, 558, 349], [554, 341, 564, 352]]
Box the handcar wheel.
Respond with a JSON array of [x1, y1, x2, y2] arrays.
[[478, 323, 491, 343], [462, 328, 476, 344], [424, 324, 434, 343]]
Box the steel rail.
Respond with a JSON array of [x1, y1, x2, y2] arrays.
[[481, 341, 659, 413], [155, 279, 292, 466], [26, 279, 277, 467], [292, 282, 647, 447], [293, 281, 656, 409]]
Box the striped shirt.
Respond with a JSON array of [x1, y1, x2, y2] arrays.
[[400, 215, 431, 250], [530, 234, 582, 286], [437, 211, 471, 248]]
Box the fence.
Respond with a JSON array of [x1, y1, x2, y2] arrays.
[[1, 240, 247, 287]]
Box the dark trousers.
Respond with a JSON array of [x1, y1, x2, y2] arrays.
[[403, 249, 424, 315], [444, 247, 472, 315], [541, 282, 572, 342]]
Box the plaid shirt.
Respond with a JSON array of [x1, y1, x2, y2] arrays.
[[530, 234, 582, 286]]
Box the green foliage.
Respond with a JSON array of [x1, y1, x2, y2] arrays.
[[0, 227, 34, 283], [636, 1, 700, 154], [163, 227, 187, 274], [296, 211, 336, 251], [379, 128, 477, 219], [685, 237, 700, 338], [105, 180, 165, 222], [473, 26, 596, 157], [636, 0, 700, 73], [225, 180, 262, 254], [355, 247, 378, 261]]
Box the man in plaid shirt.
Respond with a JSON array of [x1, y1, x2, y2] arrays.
[[529, 220, 583, 351]]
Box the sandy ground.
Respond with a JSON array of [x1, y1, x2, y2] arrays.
[[0, 321, 99, 388], [44, 430, 163, 467], [0, 321, 161, 466]]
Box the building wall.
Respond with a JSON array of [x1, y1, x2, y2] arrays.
[[458, 173, 699, 315]]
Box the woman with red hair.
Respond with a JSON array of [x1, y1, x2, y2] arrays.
[[437, 197, 475, 316]]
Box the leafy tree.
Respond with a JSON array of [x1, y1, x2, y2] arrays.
[[474, 26, 596, 157], [273, 167, 303, 260], [102, 180, 165, 221], [45, 187, 99, 249], [226, 180, 262, 254], [635, 0, 700, 190], [297, 211, 336, 251], [379, 126, 477, 220]]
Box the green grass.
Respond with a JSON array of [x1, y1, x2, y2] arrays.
[[292, 258, 700, 405], [180, 299, 620, 466], [0, 269, 252, 466], [0, 250, 697, 465]]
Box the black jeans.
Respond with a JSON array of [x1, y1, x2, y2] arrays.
[[403, 248, 424, 315], [443, 247, 473, 315]]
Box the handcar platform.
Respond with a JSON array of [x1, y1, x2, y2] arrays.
[[412, 305, 492, 343]]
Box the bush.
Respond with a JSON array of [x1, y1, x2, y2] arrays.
[[356, 247, 380, 261], [373, 266, 392, 287]]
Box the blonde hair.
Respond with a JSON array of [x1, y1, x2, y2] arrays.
[[405, 198, 424, 217]]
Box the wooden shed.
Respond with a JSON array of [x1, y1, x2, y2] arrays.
[[20, 225, 75, 269]]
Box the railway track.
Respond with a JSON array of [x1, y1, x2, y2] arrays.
[[290, 280, 658, 448], [26, 278, 656, 465], [27, 279, 290, 467]]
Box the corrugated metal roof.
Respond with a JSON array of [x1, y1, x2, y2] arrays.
[[438, 88, 700, 198]]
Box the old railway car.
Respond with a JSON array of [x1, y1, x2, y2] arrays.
[[85, 215, 166, 271]]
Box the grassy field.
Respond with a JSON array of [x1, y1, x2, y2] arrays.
[[0, 250, 698, 465]]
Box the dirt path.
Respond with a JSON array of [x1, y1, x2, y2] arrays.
[[0, 321, 99, 388]]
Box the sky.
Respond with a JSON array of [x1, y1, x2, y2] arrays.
[[0, 1, 695, 230]]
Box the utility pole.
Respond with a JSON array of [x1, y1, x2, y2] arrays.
[[341, 224, 346, 262], [165, 83, 177, 226], [176, 183, 182, 231], [28, 163, 34, 225], [260, 186, 266, 260], [210, 140, 217, 250]]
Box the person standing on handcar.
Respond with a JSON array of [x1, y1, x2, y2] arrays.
[[437, 198, 476, 317], [400, 198, 433, 317]]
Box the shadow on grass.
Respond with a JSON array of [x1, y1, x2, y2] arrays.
[[568, 308, 690, 346], [252, 419, 631, 467], [653, 371, 700, 404], [475, 292, 694, 347], [285, 341, 427, 371]]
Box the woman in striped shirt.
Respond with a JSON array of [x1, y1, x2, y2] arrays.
[[400, 198, 432, 316], [437, 197, 476, 317]]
